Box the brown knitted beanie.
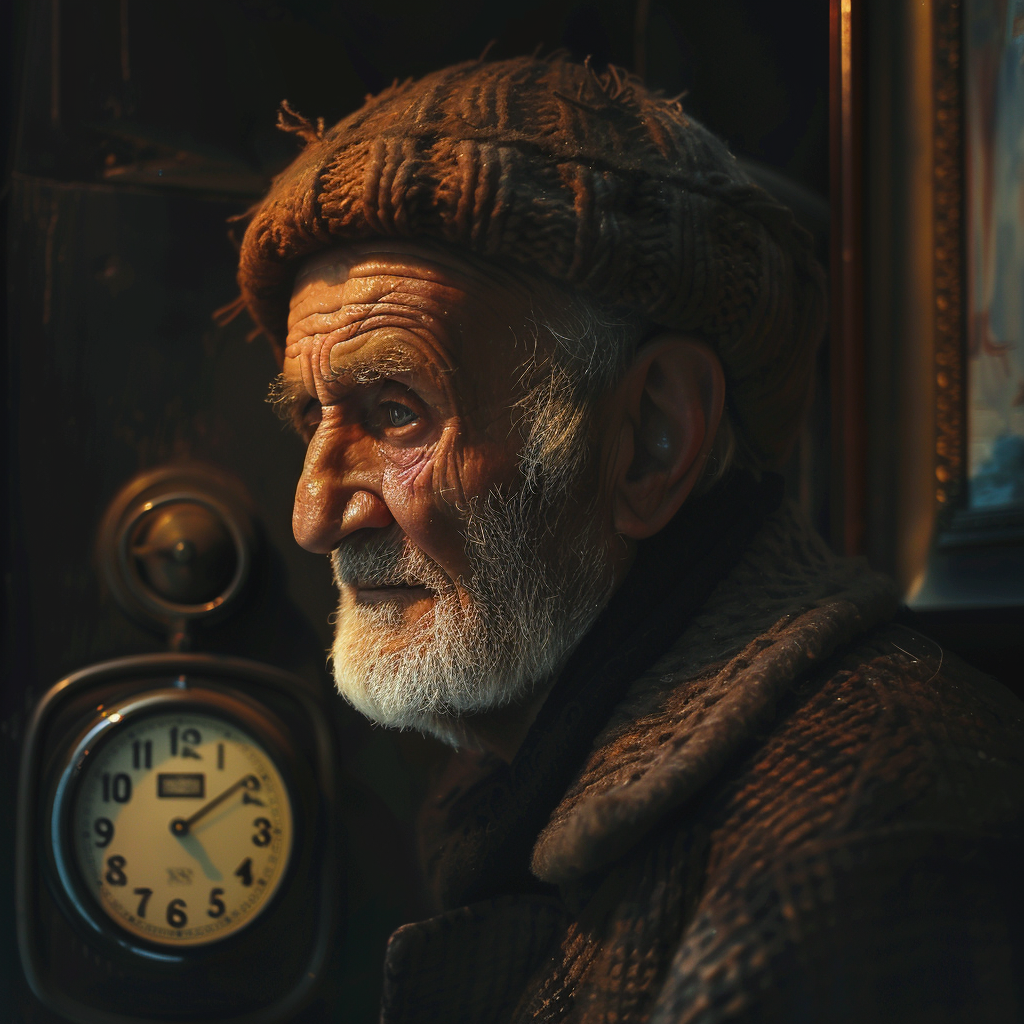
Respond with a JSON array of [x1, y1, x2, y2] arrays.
[[237, 55, 826, 469]]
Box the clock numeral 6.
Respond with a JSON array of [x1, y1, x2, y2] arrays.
[[93, 817, 114, 847], [105, 855, 127, 886], [166, 898, 188, 928], [251, 817, 272, 847], [207, 888, 226, 918]]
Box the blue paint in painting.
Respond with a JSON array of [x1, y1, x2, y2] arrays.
[[970, 433, 1024, 508]]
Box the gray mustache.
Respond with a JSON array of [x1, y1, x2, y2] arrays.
[[331, 534, 446, 590]]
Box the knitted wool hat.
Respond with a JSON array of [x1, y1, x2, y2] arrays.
[[237, 55, 826, 469]]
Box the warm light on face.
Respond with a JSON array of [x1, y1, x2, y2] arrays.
[[283, 245, 619, 745]]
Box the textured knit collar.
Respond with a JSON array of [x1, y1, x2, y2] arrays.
[[530, 501, 900, 885], [420, 471, 786, 909]]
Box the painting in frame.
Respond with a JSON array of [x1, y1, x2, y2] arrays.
[[933, 0, 1024, 550]]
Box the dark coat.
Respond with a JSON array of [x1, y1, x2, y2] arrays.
[[380, 504, 1024, 1024]]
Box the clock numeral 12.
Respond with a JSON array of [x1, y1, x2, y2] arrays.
[[169, 726, 202, 758]]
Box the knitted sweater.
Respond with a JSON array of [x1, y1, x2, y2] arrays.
[[379, 503, 1024, 1024]]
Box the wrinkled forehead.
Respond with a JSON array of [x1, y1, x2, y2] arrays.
[[288, 240, 535, 323], [283, 240, 573, 407]]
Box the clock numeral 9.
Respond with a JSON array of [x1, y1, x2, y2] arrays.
[[207, 888, 226, 918], [251, 817, 272, 847], [101, 772, 132, 803], [166, 898, 188, 928], [93, 817, 114, 847], [105, 855, 127, 886]]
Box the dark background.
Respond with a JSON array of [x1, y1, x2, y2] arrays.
[[2, 2, 827, 1021], [5, 0, 828, 195]]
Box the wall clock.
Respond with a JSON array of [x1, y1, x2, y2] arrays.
[[19, 655, 338, 1024], [52, 688, 296, 950]]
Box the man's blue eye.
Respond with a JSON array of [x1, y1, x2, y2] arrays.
[[384, 402, 418, 428]]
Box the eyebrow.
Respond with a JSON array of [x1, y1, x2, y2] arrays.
[[336, 348, 417, 385], [265, 350, 422, 428], [266, 373, 309, 426]]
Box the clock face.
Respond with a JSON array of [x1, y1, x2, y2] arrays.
[[65, 708, 294, 948]]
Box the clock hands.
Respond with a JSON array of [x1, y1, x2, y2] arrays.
[[170, 774, 259, 837]]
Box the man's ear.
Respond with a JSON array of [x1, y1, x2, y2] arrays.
[[605, 334, 726, 539]]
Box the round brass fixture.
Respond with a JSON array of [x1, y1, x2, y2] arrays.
[[99, 466, 256, 631]]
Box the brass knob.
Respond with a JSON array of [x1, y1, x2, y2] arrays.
[[131, 502, 237, 605], [98, 465, 255, 631]]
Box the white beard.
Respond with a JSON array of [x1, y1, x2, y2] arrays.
[[329, 487, 614, 747]]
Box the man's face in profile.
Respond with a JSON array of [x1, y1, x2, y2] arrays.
[[275, 243, 616, 746]]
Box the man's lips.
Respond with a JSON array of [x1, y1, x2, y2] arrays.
[[351, 582, 434, 605]]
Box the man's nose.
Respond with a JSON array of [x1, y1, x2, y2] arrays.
[[292, 434, 394, 553]]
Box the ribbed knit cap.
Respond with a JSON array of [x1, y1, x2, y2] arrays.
[[238, 55, 826, 469]]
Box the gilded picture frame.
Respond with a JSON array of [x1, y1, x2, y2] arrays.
[[908, 0, 1024, 614]]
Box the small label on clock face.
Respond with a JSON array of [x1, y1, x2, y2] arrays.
[[70, 710, 293, 947], [157, 774, 205, 798]]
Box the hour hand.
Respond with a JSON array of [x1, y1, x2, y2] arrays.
[[170, 774, 259, 836]]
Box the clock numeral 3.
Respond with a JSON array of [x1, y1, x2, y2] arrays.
[[251, 817, 272, 847], [105, 855, 127, 886], [133, 888, 152, 917], [207, 888, 226, 918], [166, 898, 188, 928]]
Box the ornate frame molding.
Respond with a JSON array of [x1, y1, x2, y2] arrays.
[[932, 0, 966, 516]]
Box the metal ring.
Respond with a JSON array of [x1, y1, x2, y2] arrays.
[[115, 491, 251, 621]]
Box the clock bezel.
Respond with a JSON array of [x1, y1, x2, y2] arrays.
[[47, 685, 302, 961]]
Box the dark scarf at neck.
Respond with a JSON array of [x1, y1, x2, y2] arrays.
[[419, 470, 784, 910]]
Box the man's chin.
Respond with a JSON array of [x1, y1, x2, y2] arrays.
[[329, 608, 514, 749], [330, 634, 473, 748]]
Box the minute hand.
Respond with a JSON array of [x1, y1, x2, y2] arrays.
[[170, 775, 259, 836]]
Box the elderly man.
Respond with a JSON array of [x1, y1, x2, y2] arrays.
[[237, 57, 1024, 1023]]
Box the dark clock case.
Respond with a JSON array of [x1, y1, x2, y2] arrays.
[[17, 654, 337, 1024]]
